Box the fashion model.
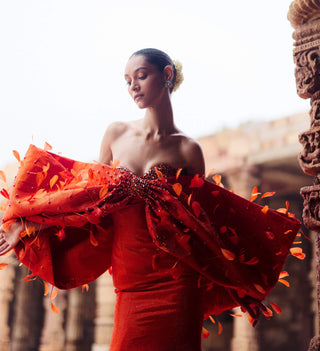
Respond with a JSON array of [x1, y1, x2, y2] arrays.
[[0, 48, 300, 351]]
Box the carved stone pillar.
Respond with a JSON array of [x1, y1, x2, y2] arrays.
[[65, 285, 95, 351], [91, 272, 115, 351], [39, 289, 68, 351], [0, 258, 16, 351], [226, 166, 261, 351], [11, 265, 44, 351], [288, 1, 320, 349]]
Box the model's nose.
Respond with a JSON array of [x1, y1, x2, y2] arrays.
[[130, 80, 140, 92]]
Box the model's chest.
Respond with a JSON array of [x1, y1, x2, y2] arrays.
[[111, 135, 182, 176]]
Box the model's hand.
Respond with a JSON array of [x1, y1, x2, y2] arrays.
[[0, 221, 22, 255]]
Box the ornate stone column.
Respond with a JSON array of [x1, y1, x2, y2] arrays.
[[91, 272, 115, 351], [65, 285, 96, 351], [226, 165, 261, 351], [0, 258, 16, 351], [40, 289, 68, 351], [288, 2, 320, 349], [11, 265, 44, 351]]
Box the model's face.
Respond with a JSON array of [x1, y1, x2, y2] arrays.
[[124, 55, 165, 109]]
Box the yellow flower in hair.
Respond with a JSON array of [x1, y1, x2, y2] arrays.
[[172, 60, 184, 92]]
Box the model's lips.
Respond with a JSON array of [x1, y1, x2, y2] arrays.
[[134, 94, 143, 101]]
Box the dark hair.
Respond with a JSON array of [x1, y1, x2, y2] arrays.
[[131, 48, 177, 92]]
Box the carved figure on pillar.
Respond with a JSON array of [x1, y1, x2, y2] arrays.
[[288, 1, 320, 349]]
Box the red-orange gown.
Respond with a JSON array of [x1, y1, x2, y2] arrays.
[[1, 145, 301, 351]]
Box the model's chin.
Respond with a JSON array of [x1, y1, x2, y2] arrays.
[[135, 101, 147, 109]]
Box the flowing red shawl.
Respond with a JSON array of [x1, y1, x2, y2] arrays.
[[1, 145, 301, 321]]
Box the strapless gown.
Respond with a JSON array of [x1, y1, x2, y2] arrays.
[[1, 145, 301, 350], [111, 204, 204, 350]]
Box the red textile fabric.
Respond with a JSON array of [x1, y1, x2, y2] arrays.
[[110, 204, 204, 351], [2, 145, 301, 349]]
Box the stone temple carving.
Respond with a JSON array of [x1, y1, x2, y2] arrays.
[[289, 1, 320, 350], [289, 0, 320, 231]]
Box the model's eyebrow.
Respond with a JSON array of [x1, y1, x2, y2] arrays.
[[124, 67, 149, 77]]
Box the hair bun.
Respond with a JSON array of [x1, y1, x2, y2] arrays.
[[172, 60, 184, 92]]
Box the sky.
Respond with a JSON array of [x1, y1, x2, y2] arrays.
[[0, 0, 310, 168]]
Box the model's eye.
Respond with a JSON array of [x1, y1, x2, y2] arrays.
[[126, 81, 131, 86], [139, 75, 147, 80]]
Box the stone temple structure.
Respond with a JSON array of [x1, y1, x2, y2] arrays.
[[288, 1, 320, 350], [0, 112, 315, 351]]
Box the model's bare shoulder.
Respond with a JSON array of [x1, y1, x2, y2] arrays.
[[106, 121, 130, 139], [179, 136, 205, 175], [99, 121, 130, 164]]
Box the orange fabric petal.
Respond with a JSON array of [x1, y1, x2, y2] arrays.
[[12, 150, 21, 162], [172, 183, 182, 196], [191, 201, 201, 217], [221, 248, 235, 261], [82, 284, 89, 292], [279, 271, 289, 279], [270, 302, 282, 314], [0, 188, 9, 200], [212, 174, 222, 186], [43, 281, 49, 296], [254, 284, 266, 294], [278, 279, 290, 287], [202, 327, 210, 339], [190, 174, 204, 188], [0, 200, 8, 211], [0, 263, 8, 270], [90, 231, 99, 247], [44, 142, 52, 151], [290, 247, 306, 260], [154, 167, 164, 181], [0, 170, 6, 183], [49, 175, 59, 189], [50, 288, 58, 300], [260, 192, 275, 199], [99, 185, 109, 199], [50, 302, 60, 314], [229, 313, 243, 318], [262, 306, 273, 318], [176, 168, 182, 179], [250, 186, 261, 202]]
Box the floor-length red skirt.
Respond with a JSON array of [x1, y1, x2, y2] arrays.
[[110, 203, 204, 351]]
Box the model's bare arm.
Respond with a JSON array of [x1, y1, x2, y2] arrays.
[[99, 122, 128, 164], [0, 216, 50, 256], [181, 138, 205, 175], [0, 220, 22, 255], [0, 211, 19, 255]]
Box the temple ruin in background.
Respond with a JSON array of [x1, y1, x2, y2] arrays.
[[288, 1, 320, 350]]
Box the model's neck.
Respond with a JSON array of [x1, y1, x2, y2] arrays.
[[143, 97, 175, 138]]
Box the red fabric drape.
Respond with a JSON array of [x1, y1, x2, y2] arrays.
[[2, 145, 300, 319]]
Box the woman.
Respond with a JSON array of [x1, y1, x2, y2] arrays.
[[101, 49, 206, 350], [99, 49, 204, 176], [0, 48, 300, 351]]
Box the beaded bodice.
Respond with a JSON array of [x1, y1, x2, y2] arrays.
[[142, 164, 179, 179], [117, 164, 183, 203]]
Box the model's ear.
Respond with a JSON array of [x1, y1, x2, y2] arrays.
[[163, 65, 174, 81]]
